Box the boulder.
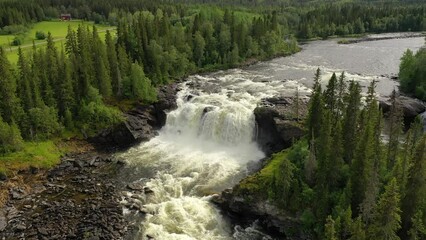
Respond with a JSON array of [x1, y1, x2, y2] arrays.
[[379, 95, 426, 126], [212, 188, 305, 239], [255, 97, 307, 155]]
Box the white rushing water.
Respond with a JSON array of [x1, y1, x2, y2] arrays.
[[118, 36, 424, 240], [118, 70, 310, 240]]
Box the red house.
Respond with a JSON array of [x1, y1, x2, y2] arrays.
[[60, 14, 71, 21]]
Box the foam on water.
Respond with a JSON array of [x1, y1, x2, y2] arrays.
[[118, 36, 424, 240], [118, 72, 300, 239]]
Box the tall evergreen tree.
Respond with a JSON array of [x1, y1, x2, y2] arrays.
[[92, 26, 112, 97], [369, 178, 401, 240], [342, 81, 361, 164], [387, 89, 404, 170], [17, 47, 33, 111], [105, 30, 121, 97], [0, 47, 21, 124], [402, 135, 426, 236]]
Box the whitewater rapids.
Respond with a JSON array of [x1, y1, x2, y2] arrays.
[[118, 70, 310, 239]]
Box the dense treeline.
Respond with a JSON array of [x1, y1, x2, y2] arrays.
[[399, 47, 426, 101], [266, 70, 425, 239], [1, 0, 426, 39], [116, 8, 298, 84], [0, 5, 296, 154], [296, 4, 426, 39]]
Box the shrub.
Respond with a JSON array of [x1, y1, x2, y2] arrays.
[[11, 36, 23, 46], [0, 25, 28, 35], [35, 31, 46, 40], [28, 106, 62, 140], [0, 120, 23, 154], [78, 87, 123, 136]]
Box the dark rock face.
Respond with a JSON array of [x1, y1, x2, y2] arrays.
[[255, 97, 307, 155], [0, 153, 126, 239], [379, 95, 426, 127], [91, 84, 179, 150], [212, 189, 308, 240]]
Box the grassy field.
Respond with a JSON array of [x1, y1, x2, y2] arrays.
[[0, 141, 63, 176], [1, 20, 115, 63]]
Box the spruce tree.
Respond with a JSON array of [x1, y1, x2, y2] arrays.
[[387, 89, 403, 170], [342, 81, 361, 164], [92, 26, 112, 97], [324, 73, 338, 114], [45, 32, 59, 107], [0, 47, 21, 124], [17, 47, 33, 111], [402, 135, 426, 236], [324, 215, 338, 240], [369, 178, 402, 240], [105, 30, 121, 97]]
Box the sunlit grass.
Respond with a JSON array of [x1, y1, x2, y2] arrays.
[[0, 141, 64, 175], [1, 20, 116, 63]]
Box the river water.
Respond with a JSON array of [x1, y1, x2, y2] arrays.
[[118, 35, 424, 240]]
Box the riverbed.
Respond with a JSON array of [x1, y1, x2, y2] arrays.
[[118, 35, 425, 240]]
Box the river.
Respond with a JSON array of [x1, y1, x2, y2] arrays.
[[117, 35, 424, 240]]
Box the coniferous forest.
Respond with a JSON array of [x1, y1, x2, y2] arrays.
[[236, 71, 426, 239], [0, 0, 425, 239]]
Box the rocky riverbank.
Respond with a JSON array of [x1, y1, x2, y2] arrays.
[[0, 83, 179, 239], [0, 152, 127, 239]]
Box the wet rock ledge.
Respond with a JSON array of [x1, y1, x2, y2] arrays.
[[255, 97, 308, 155], [90, 83, 180, 150]]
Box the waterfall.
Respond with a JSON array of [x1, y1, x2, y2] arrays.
[[118, 72, 279, 240]]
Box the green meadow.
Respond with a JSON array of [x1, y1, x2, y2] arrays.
[[1, 20, 115, 63]]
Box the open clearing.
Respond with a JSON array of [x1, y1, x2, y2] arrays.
[[0, 20, 115, 63]]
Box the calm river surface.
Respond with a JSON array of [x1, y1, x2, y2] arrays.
[[118, 35, 424, 240]]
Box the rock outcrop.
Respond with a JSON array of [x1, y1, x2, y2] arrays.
[[91, 84, 179, 150], [379, 95, 426, 126], [212, 188, 308, 240], [255, 97, 308, 155]]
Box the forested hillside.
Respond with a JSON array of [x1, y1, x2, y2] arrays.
[[1, 0, 426, 38], [0, 0, 425, 239], [0, 4, 296, 155], [236, 71, 426, 239]]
